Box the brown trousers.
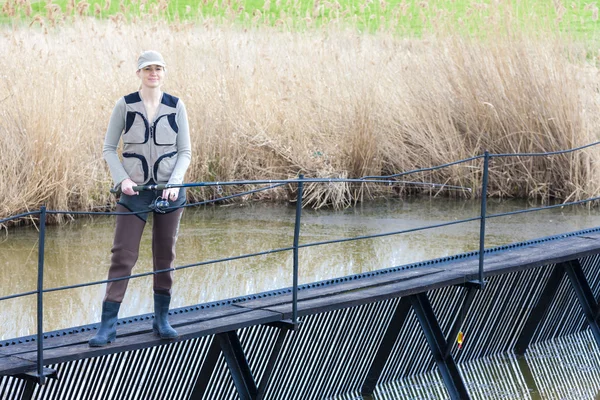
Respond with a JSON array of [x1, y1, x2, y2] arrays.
[[104, 204, 184, 303]]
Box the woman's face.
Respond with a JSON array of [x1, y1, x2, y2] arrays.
[[137, 64, 165, 89]]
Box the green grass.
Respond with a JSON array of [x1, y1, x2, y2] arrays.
[[3, 0, 600, 37]]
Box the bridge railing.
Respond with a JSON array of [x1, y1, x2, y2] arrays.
[[1, 141, 600, 384]]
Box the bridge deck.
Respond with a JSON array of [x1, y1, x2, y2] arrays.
[[2, 231, 600, 377]]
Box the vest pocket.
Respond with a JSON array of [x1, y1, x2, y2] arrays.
[[154, 152, 178, 182], [123, 112, 149, 144], [122, 153, 149, 183], [153, 114, 178, 146]]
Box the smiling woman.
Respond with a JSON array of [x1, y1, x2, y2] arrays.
[[138, 65, 164, 92], [88, 50, 192, 347]]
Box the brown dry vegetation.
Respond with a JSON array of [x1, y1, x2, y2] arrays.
[[0, 17, 600, 222]]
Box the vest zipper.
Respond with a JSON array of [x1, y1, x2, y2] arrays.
[[139, 112, 150, 143]]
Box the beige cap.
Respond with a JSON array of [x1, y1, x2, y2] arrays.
[[137, 50, 166, 70]]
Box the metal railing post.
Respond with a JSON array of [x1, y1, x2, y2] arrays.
[[478, 152, 489, 287], [37, 206, 47, 384], [292, 175, 304, 325]]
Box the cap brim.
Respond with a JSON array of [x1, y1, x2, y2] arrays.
[[138, 61, 166, 70]]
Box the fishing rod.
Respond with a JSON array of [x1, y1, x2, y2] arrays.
[[110, 178, 473, 195]]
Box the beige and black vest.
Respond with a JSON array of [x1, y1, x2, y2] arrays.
[[121, 92, 181, 184]]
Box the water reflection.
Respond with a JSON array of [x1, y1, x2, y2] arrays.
[[1, 197, 600, 340], [364, 330, 600, 399]]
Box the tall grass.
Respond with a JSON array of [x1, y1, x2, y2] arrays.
[[0, 2, 600, 222]]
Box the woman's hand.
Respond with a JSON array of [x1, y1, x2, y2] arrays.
[[121, 178, 138, 196], [162, 187, 179, 201]]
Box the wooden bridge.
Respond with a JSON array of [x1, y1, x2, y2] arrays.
[[4, 145, 600, 399], [2, 227, 600, 399]]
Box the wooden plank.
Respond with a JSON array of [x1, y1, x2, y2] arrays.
[[169, 303, 251, 324], [3, 309, 282, 376], [455, 236, 600, 277], [0, 304, 250, 359], [236, 266, 447, 310], [0, 356, 37, 376], [113, 304, 251, 336], [0, 307, 276, 375], [263, 268, 470, 318]]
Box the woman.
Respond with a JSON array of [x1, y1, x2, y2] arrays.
[[89, 50, 192, 347]]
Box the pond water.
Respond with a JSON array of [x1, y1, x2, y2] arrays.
[[345, 330, 600, 400], [1, 197, 600, 340]]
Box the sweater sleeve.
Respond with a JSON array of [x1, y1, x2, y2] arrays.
[[168, 100, 192, 185], [102, 97, 130, 187]]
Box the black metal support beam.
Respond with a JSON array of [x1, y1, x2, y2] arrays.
[[410, 292, 470, 400], [216, 331, 258, 400], [190, 322, 295, 400], [514, 263, 566, 355], [445, 285, 478, 358], [361, 296, 412, 396], [564, 259, 600, 349], [189, 336, 222, 400], [14, 368, 57, 400], [20, 380, 36, 400], [266, 319, 302, 331], [256, 328, 289, 400]]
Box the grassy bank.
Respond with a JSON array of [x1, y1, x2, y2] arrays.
[[1, 2, 600, 222], [3, 0, 600, 36]]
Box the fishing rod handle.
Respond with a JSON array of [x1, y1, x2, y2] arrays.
[[110, 184, 168, 194]]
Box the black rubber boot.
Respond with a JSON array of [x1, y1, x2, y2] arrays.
[[89, 301, 121, 347], [152, 294, 179, 340]]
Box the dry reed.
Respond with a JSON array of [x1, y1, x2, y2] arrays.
[[0, 14, 599, 222]]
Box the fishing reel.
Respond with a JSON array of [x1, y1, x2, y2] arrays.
[[149, 197, 170, 214]]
